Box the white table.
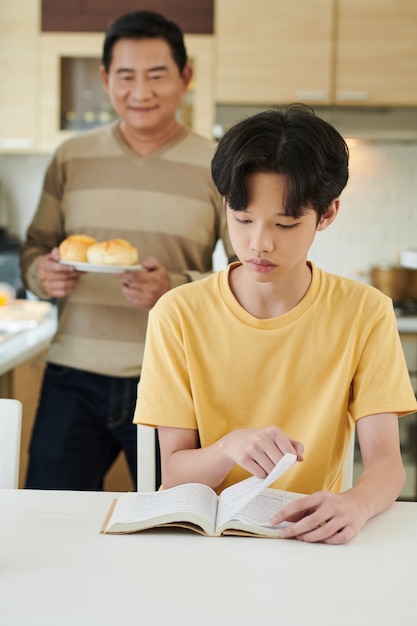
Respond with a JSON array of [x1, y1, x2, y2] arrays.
[[0, 490, 416, 626]]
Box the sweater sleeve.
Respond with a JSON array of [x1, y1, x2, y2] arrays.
[[19, 153, 66, 298]]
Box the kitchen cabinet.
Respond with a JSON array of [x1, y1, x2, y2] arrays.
[[215, 0, 334, 105], [0, 0, 215, 154], [0, 1, 39, 152], [37, 32, 215, 153], [336, 0, 417, 106], [215, 0, 417, 106]]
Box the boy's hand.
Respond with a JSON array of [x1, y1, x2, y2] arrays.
[[220, 426, 304, 479], [271, 490, 367, 544]]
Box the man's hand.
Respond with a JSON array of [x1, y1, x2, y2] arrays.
[[38, 247, 83, 298], [117, 256, 171, 309]]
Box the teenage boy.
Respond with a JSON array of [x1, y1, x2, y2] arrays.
[[134, 105, 417, 544]]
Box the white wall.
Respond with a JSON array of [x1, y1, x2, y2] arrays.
[[0, 154, 50, 238], [309, 140, 417, 282], [1, 140, 417, 283]]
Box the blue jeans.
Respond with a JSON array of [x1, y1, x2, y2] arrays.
[[25, 364, 140, 490]]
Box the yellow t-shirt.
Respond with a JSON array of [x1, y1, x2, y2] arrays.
[[134, 262, 417, 494]]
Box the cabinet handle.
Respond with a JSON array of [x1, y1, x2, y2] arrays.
[[337, 91, 369, 101], [0, 138, 34, 150], [295, 90, 328, 101]]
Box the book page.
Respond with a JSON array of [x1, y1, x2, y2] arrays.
[[216, 453, 297, 530], [105, 483, 218, 534], [220, 488, 304, 531]]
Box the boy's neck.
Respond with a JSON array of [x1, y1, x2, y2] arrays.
[[229, 263, 312, 319]]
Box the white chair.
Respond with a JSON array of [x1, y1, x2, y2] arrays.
[[137, 425, 157, 491], [137, 424, 356, 493], [0, 399, 22, 489], [342, 431, 355, 491]]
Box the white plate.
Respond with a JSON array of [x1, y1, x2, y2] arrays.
[[60, 260, 144, 273]]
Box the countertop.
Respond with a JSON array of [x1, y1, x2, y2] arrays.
[[0, 301, 57, 376]]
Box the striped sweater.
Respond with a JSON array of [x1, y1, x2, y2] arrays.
[[20, 122, 234, 377]]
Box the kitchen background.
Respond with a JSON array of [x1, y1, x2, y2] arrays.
[[1, 0, 417, 496]]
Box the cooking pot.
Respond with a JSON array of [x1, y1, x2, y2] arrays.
[[371, 266, 417, 301]]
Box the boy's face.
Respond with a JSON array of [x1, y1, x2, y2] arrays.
[[226, 172, 337, 284], [100, 37, 191, 137]]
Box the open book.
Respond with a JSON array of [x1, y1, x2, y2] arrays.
[[101, 453, 305, 538]]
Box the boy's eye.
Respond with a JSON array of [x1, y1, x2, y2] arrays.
[[277, 223, 298, 229]]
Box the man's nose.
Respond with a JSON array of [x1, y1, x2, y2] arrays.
[[130, 77, 152, 99]]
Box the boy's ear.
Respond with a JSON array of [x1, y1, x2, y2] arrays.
[[316, 199, 340, 231]]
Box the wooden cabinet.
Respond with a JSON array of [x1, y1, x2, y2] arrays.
[[37, 32, 215, 153], [0, 1, 39, 151], [215, 0, 417, 107], [37, 33, 104, 154], [335, 0, 417, 106], [215, 0, 334, 105]]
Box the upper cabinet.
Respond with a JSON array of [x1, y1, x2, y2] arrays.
[[335, 0, 417, 105], [215, 0, 334, 105], [0, 2, 39, 151], [37, 33, 215, 154], [215, 0, 417, 106]]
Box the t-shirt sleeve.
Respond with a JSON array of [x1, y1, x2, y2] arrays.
[[133, 297, 198, 430], [349, 298, 417, 420]]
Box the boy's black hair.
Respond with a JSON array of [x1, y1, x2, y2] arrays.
[[101, 10, 188, 74], [211, 104, 349, 219]]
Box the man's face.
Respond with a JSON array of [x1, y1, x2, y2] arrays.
[[100, 37, 191, 136]]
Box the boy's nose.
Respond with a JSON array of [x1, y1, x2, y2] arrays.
[[250, 229, 274, 253]]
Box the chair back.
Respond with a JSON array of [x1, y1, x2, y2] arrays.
[[137, 425, 356, 493], [0, 399, 22, 489], [137, 425, 156, 491], [342, 432, 355, 491]]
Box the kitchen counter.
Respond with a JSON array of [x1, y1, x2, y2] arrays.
[[0, 301, 57, 377]]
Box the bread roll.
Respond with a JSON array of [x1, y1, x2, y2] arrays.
[[86, 239, 139, 266], [59, 234, 97, 262]]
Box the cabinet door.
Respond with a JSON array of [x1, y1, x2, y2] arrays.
[[335, 0, 417, 105], [37, 33, 215, 153], [38, 33, 104, 154], [0, 2, 38, 152], [215, 0, 333, 105]]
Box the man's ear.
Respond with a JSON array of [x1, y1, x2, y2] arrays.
[[99, 65, 109, 93], [181, 64, 193, 91], [316, 199, 340, 231]]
